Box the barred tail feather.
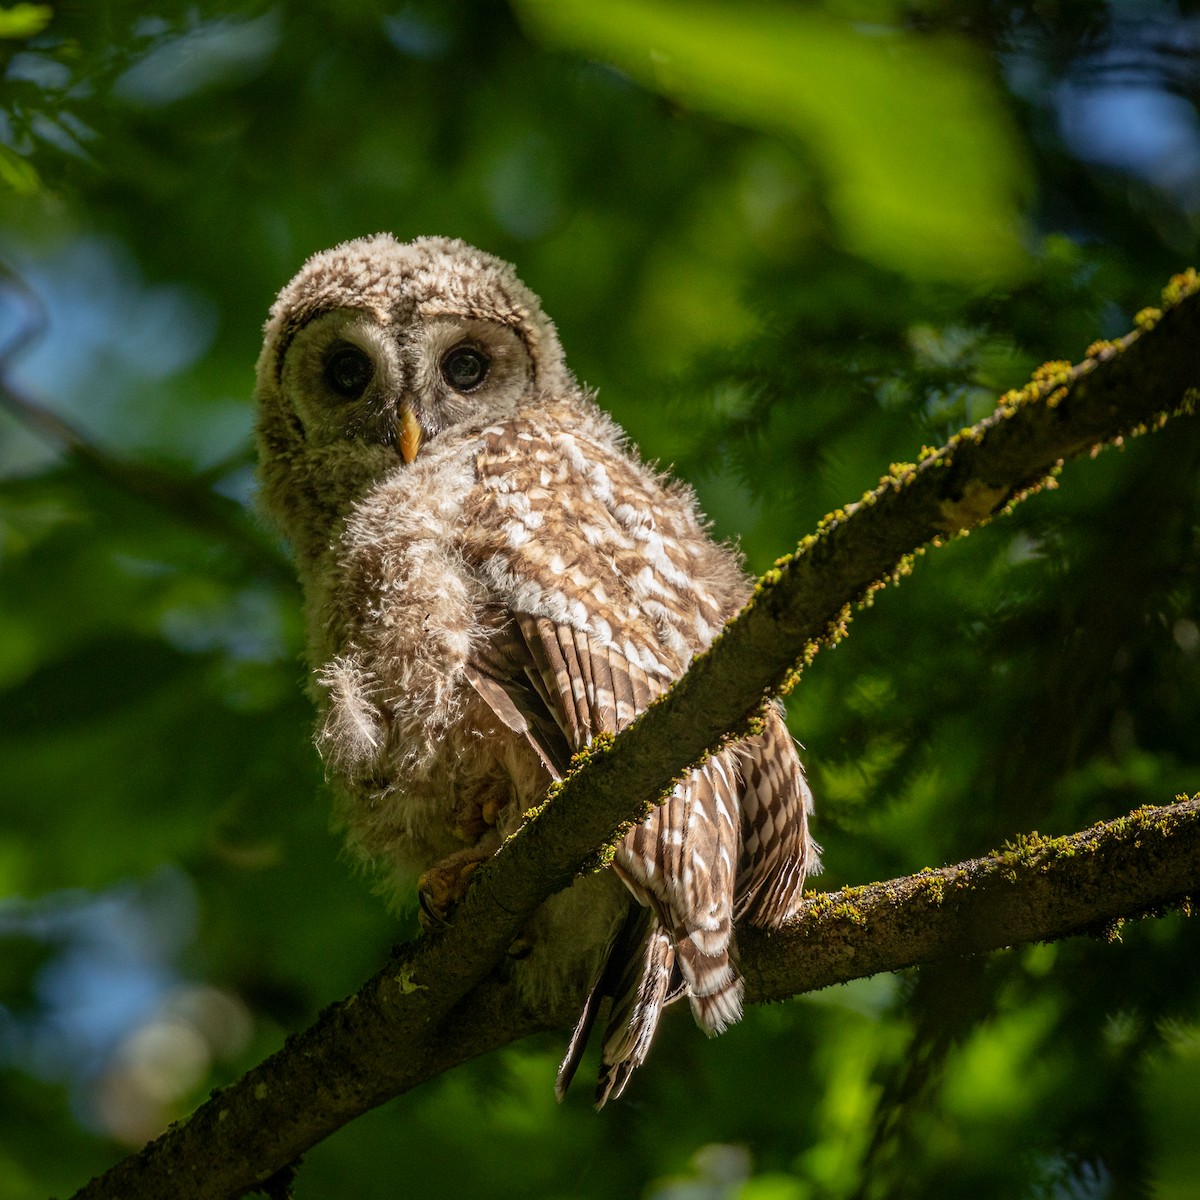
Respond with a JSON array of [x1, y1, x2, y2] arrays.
[[595, 922, 677, 1108]]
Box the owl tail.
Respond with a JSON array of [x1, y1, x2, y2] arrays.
[[594, 918, 678, 1107], [554, 905, 680, 1108], [628, 765, 746, 1036], [670, 914, 744, 1035]]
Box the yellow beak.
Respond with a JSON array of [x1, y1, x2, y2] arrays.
[[398, 403, 422, 465]]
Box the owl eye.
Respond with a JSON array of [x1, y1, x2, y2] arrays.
[[324, 345, 374, 399], [440, 344, 490, 392]]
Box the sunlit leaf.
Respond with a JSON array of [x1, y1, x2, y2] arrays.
[[0, 143, 39, 194], [513, 0, 1030, 283], [0, 4, 52, 39]]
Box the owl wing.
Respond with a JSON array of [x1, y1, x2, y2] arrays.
[[465, 611, 682, 1108], [735, 707, 819, 925], [470, 622, 816, 926], [460, 417, 800, 1104], [466, 610, 745, 1103]]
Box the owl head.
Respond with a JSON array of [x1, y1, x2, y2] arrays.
[[254, 234, 571, 555]]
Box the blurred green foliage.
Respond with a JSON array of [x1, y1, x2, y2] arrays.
[[1, 2, 1198, 1197]]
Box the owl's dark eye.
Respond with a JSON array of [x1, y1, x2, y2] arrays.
[[439, 344, 490, 392], [324, 345, 374, 399]]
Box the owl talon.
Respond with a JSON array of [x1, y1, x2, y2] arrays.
[[417, 888, 449, 930], [417, 852, 488, 930]]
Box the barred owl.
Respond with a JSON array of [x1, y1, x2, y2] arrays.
[[254, 235, 818, 1104]]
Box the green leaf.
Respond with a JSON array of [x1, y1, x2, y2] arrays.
[[513, 0, 1030, 283], [0, 143, 39, 194], [0, 4, 52, 39]]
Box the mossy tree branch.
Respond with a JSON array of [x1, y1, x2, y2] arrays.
[[69, 796, 1200, 1200], [69, 276, 1200, 1200], [738, 797, 1200, 1006]]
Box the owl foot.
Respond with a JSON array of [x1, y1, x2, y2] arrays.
[[417, 847, 492, 929], [450, 780, 508, 842], [481, 792, 504, 828]]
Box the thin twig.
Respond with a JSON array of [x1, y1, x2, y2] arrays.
[[0, 267, 292, 579]]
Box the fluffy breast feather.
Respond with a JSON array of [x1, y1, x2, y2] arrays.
[[302, 396, 752, 886]]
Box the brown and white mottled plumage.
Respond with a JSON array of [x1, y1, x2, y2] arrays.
[[254, 234, 818, 1104]]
